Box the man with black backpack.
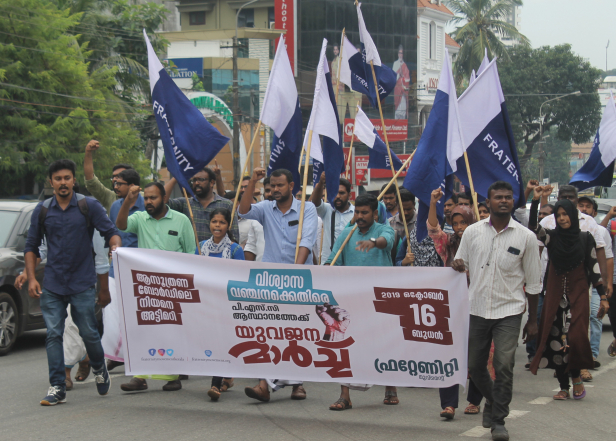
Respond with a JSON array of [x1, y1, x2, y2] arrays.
[[24, 159, 122, 406]]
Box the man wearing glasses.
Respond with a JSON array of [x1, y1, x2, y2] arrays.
[[84, 139, 135, 214], [163, 168, 239, 243]]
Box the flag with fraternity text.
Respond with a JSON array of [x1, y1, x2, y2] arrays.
[[307, 39, 344, 204], [264, 36, 303, 194], [144, 31, 229, 197], [354, 106, 402, 171], [355, 3, 396, 108], [570, 91, 616, 190], [403, 50, 460, 242], [455, 57, 525, 208], [113, 247, 469, 388]]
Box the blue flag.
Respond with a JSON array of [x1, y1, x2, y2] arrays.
[[403, 51, 459, 243], [267, 100, 303, 195], [454, 57, 525, 208], [570, 92, 616, 190], [145, 31, 229, 197]]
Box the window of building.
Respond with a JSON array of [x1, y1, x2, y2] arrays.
[[429, 22, 436, 60], [237, 8, 255, 28], [268, 7, 275, 28], [189, 11, 205, 26]]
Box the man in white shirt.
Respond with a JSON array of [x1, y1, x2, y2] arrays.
[[238, 217, 264, 261], [453, 181, 541, 441], [310, 173, 355, 264], [577, 196, 613, 373]]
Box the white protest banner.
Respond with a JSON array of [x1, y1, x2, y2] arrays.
[[113, 248, 469, 388]]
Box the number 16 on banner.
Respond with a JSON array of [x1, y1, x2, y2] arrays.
[[373, 288, 453, 345]]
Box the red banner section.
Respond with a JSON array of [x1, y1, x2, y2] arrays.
[[275, 0, 296, 75], [344, 118, 408, 142], [351, 154, 411, 183]]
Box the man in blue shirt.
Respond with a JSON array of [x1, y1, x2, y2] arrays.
[[103, 168, 145, 371], [25, 159, 121, 406], [239, 167, 317, 402], [324, 193, 399, 410]]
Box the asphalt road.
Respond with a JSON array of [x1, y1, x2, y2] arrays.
[[2, 324, 616, 441]]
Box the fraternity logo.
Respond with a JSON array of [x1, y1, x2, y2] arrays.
[[205, 350, 212, 357]]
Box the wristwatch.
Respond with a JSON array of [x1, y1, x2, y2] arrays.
[[370, 238, 377, 244]]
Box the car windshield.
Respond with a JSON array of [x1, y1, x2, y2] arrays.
[[0, 211, 20, 247]]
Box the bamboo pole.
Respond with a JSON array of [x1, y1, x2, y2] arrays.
[[344, 100, 362, 180], [329, 152, 415, 266], [231, 120, 263, 224], [369, 61, 411, 254], [318, 188, 326, 265], [334, 28, 346, 106], [295, 130, 313, 263], [182, 187, 200, 248]]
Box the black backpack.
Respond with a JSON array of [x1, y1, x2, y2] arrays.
[[38, 193, 93, 242]]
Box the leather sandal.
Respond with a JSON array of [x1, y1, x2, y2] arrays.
[[553, 390, 570, 400], [580, 369, 593, 382], [464, 403, 480, 414], [383, 390, 399, 405], [291, 385, 307, 400], [74, 358, 90, 382], [329, 397, 352, 410], [440, 406, 455, 419], [207, 386, 221, 401], [221, 378, 234, 392]]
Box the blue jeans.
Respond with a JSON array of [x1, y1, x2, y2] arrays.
[[468, 313, 523, 427], [590, 288, 602, 359], [40, 287, 105, 388], [525, 292, 544, 360]]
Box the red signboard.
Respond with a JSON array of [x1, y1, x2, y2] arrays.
[[354, 154, 411, 182], [344, 118, 408, 143], [275, 0, 296, 75]]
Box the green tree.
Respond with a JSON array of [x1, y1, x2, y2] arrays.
[[499, 44, 602, 167], [447, 0, 529, 83], [192, 73, 205, 92], [0, 0, 149, 196], [520, 127, 572, 187]]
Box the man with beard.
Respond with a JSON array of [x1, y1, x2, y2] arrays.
[[381, 183, 398, 220], [310, 172, 355, 264], [103, 169, 145, 371], [25, 159, 121, 406], [83, 139, 134, 214], [325, 193, 397, 409], [263, 177, 273, 201], [164, 167, 239, 243], [115, 182, 196, 393], [239, 167, 317, 402]]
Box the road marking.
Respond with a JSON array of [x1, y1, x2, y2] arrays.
[[506, 410, 529, 419], [528, 397, 552, 405], [591, 359, 616, 378], [82, 373, 125, 385], [460, 426, 490, 437]]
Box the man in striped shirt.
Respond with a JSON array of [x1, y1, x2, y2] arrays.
[[453, 181, 541, 441]]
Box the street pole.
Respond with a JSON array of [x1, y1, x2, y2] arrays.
[[538, 90, 581, 181], [607, 40, 610, 73], [234, 0, 258, 186], [250, 88, 255, 172]]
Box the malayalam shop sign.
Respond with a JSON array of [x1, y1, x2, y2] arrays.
[[344, 118, 408, 143]]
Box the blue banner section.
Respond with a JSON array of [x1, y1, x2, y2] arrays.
[[152, 69, 229, 198], [227, 269, 338, 305], [267, 99, 303, 195], [570, 129, 615, 190], [323, 71, 345, 204], [454, 103, 525, 208], [403, 89, 454, 242], [168, 58, 203, 79], [349, 48, 396, 109], [368, 130, 402, 171]]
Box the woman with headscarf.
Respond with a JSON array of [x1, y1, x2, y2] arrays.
[[528, 187, 608, 400], [426, 187, 481, 419]]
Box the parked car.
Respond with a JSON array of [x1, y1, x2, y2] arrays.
[[0, 201, 45, 355]]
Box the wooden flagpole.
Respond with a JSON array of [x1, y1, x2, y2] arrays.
[[329, 152, 414, 266], [368, 61, 411, 254], [295, 130, 313, 263], [182, 187, 200, 248], [462, 152, 481, 220], [344, 100, 362, 180], [231, 120, 263, 224], [318, 188, 327, 265]]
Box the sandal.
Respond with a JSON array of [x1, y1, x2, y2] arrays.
[[572, 381, 586, 400], [207, 386, 221, 401], [221, 378, 234, 392], [608, 341, 616, 357], [580, 369, 592, 382], [74, 358, 90, 382], [329, 397, 352, 411], [383, 390, 399, 405], [464, 404, 480, 414], [440, 406, 455, 419], [553, 390, 570, 400]]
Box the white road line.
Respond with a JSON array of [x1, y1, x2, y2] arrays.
[[506, 410, 530, 419], [81, 373, 126, 385], [591, 359, 616, 378], [528, 397, 552, 405], [460, 426, 491, 437]]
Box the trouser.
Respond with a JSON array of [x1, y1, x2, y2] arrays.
[[589, 288, 602, 359], [211, 377, 233, 388], [336, 91, 361, 123], [468, 313, 522, 427], [467, 378, 484, 406], [609, 293, 616, 339], [63, 306, 87, 368], [439, 385, 459, 409], [555, 366, 581, 391], [526, 292, 544, 360], [40, 287, 105, 388]]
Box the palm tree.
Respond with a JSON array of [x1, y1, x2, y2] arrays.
[[447, 0, 530, 83]]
